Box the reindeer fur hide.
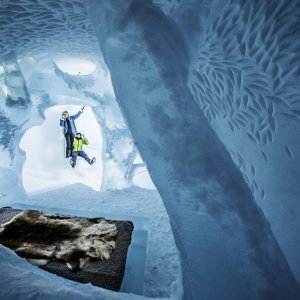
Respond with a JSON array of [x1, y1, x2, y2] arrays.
[[0, 210, 118, 270]]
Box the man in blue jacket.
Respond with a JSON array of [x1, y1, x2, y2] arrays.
[[60, 106, 85, 157]]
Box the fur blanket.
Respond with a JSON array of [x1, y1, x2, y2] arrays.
[[0, 210, 118, 270]]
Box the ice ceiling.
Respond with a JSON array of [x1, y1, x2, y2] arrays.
[[1, 0, 300, 299]]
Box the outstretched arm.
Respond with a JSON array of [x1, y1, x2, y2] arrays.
[[72, 111, 82, 120], [72, 106, 85, 120]]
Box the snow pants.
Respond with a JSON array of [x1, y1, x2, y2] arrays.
[[65, 133, 74, 157], [72, 151, 91, 164]]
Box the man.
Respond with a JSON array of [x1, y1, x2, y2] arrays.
[[70, 132, 96, 168], [60, 106, 85, 158]]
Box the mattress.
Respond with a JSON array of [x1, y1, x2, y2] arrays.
[[0, 207, 134, 291]]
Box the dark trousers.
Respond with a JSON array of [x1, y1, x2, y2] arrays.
[[65, 133, 74, 156], [72, 151, 91, 164]]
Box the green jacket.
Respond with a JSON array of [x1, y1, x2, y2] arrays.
[[73, 137, 89, 152]]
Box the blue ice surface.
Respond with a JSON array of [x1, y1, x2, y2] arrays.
[[87, 0, 300, 299], [10, 202, 148, 296], [0, 0, 300, 299]]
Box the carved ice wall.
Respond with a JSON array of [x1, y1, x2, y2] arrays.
[[186, 0, 300, 281], [0, 0, 178, 61], [0, 0, 99, 60]]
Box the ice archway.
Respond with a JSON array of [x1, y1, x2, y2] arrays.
[[1, 0, 300, 299], [19, 105, 103, 194]]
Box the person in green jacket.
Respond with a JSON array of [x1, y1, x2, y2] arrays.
[[70, 132, 96, 168]]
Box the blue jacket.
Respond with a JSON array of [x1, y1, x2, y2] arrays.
[[59, 111, 82, 134]]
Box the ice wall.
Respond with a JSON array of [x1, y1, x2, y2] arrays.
[[174, 0, 300, 283], [2, 51, 30, 107], [0, 0, 100, 60], [87, 0, 300, 299], [0, 0, 300, 298], [0, 53, 32, 205]]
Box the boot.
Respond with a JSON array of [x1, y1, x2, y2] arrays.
[[70, 159, 76, 168], [66, 150, 72, 158], [90, 157, 96, 165]]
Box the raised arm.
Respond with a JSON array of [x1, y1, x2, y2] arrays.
[[72, 111, 82, 120], [72, 106, 85, 120]]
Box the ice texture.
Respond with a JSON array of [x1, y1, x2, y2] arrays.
[[182, 0, 300, 284], [2, 51, 30, 107], [87, 0, 300, 299], [0, 0, 99, 60], [0, 0, 300, 299]]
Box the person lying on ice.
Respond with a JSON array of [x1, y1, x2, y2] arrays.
[[60, 106, 85, 158], [70, 132, 96, 168]]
